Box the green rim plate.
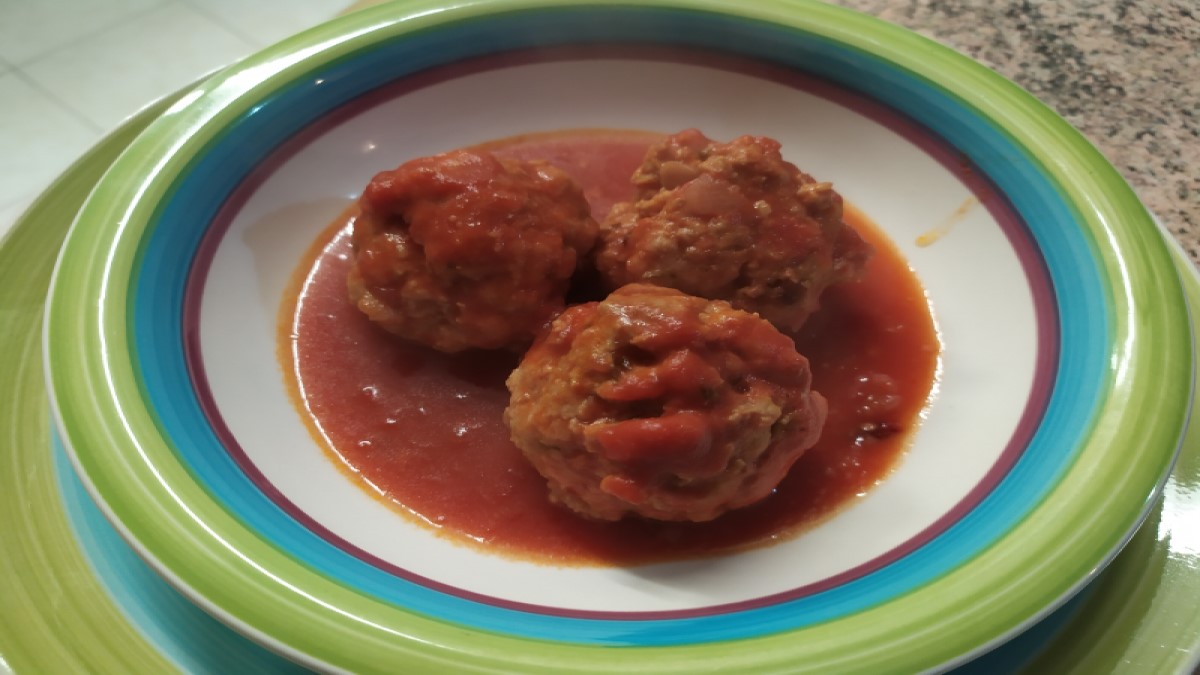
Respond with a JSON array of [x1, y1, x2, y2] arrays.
[[2, 87, 1198, 671], [24, 0, 1200, 672]]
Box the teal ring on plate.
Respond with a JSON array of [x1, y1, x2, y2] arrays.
[[47, 1, 1190, 671], [136, 7, 1095, 643]]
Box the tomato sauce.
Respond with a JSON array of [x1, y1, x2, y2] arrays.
[[280, 130, 940, 567]]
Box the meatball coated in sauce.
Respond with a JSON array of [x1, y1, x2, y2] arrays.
[[594, 129, 872, 333], [505, 283, 827, 522], [348, 149, 598, 352]]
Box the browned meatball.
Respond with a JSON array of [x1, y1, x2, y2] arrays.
[[504, 283, 827, 522], [348, 149, 598, 352], [594, 129, 871, 333]]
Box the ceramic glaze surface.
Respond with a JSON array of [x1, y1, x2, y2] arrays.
[[38, 1, 1192, 673]]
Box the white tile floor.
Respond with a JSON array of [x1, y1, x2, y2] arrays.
[[0, 0, 351, 240]]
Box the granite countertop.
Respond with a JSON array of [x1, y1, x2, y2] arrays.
[[834, 0, 1200, 266]]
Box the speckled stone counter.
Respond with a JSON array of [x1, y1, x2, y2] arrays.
[[834, 0, 1200, 266]]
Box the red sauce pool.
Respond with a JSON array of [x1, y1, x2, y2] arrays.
[[280, 130, 940, 566]]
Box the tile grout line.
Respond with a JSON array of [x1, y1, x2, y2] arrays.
[[7, 69, 105, 135], [179, 0, 264, 51], [9, 0, 174, 69], [11, 1, 184, 135], [13, 0, 262, 137]]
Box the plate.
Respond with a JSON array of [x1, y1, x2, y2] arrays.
[[40, 0, 1193, 672], [2, 78, 1198, 675], [0, 90, 303, 674]]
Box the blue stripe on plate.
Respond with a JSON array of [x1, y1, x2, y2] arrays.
[[53, 433, 305, 673], [51, 422, 1094, 674], [129, 7, 1109, 644]]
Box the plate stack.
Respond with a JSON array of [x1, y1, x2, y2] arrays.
[[4, 1, 1197, 673]]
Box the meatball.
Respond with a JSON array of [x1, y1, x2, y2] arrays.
[[348, 149, 598, 352], [504, 283, 827, 522], [594, 129, 871, 333]]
